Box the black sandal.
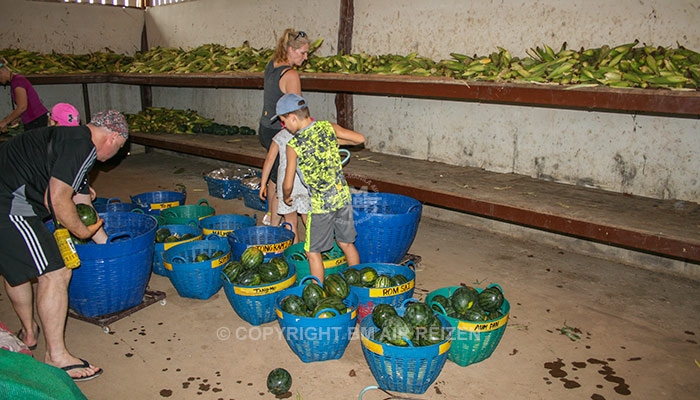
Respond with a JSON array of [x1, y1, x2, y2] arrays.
[[16, 325, 40, 350]]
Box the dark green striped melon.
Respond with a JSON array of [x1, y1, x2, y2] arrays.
[[430, 294, 450, 313], [76, 203, 97, 226], [281, 294, 308, 317], [373, 275, 393, 288], [342, 268, 361, 286], [258, 262, 282, 283], [488, 310, 504, 320], [392, 274, 409, 286], [415, 319, 449, 346], [313, 297, 347, 318], [269, 257, 289, 278], [302, 281, 326, 311], [156, 227, 171, 243], [404, 302, 437, 328], [371, 303, 398, 330], [359, 267, 378, 287], [451, 286, 477, 314], [236, 269, 262, 286], [164, 235, 179, 242], [211, 250, 225, 258], [222, 261, 244, 282], [478, 287, 505, 312], [180, 233, 196, 240], [194, 253, 210, 262], [461, 308, 489, 322], [267, 368, 292, 396], [382, 315, 414, 346], [324, 273, 349, 299], [240, 247, 264, 270]]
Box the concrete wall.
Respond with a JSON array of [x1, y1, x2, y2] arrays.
[[0, 0, 698, 201]]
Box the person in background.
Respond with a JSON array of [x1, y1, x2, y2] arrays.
[[258, 29, 310, 226], [0, 110, 129, 382], [275, 94, 365, 284], [49, 103, 81, 127], [0, 57, 49, 132]]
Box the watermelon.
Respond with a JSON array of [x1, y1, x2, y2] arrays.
[[324, 273, 349, 299], [478, 287, 504, 312], [269, 257, 289, 278], [211, 250, 225, 258], [373, 329, 389, 343], [392, 274, 409, 286], [429, 294, 450, 313], [382, 315, 414, 346], [415, 319, 449, 346], [359, 267, 378, 287], [240, 247, 264, 270], [180, 233, 195, 240], [156, 227, 171, 243], [461, 308, 489, 322], [290, 253, 306, 261], [371, 304, 398, 330], [373, 275, 393, 288], [236, 269, 262, 286], [280, 294, 308, 317], [403, 302, 437, 328], [222, 261, 244, 282], [321, 251, 331, 260], [313, 297, 347, 318], [76, 203, 97, 226], [194, 253, 210, 262], [266, 368, 292, 396], [342, 268, 361, 286], [488, 310, 504, 320], [302, 282, 326, 311], [164, 235, 179, 242], [258, 263, 282, 283], [451, 286, 477, 314]]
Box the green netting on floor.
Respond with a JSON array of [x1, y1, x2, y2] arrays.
[[0, 349, 87, 400]]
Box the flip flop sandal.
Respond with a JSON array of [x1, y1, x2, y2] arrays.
[[16, 325, 41, 350], [61, 358, 103, 382]]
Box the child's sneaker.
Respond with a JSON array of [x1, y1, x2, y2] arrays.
[[262, 212, 272, 226]]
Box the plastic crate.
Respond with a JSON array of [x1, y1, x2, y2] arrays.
[[274, 276, 358, 362], [199, 214, 256, 237], [228, 223, 295, 262], [352, 193, 422, 264], [160, 199, 215, 225], [425, 285, 510, 367], [130, 190, 186, 216], [283, 241, 348, 283], [221, 264, 296, 326], [359, 300, 452, 394], [152, 224, 203, 276], [94, 198, 143, 213], [204, 175, 242, 199], [341, 262, 416, 322], [162, 236, 231, 300], [242, 186, 267, 212]]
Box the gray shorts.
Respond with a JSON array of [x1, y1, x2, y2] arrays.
[[304, 204, 357, 253]]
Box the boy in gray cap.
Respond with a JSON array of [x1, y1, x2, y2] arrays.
[[273, 93, 365, 284], [0, 109, 128, 381]]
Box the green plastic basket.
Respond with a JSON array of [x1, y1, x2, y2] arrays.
[[425, 285, 509, 367], [160, 199, 215, 225], [283, 241, 348, 283]]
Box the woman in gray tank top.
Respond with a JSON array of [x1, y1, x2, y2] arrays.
[[258, 29, 310, 226]]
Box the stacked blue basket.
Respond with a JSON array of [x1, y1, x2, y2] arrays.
[[228, 223, 295, 262], [360, 300, 452, 394], [352, 193, 422, 264], [130, 190, 186, 216], [94, 198, 143, 213], [199, 214, 256, 237], [163, 236, 230, 299], [204, 175, 243, 199], [222, 264, 297, 326], [343, 262, 416, 322], [66, 212, 158, 317], [275, 276, 358, 362], [152, 224, 203, 276]]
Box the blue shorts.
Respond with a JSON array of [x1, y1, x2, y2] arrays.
[[304, 204, 356, 253]]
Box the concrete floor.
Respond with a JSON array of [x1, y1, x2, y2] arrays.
[[1, 150, 700, 400]]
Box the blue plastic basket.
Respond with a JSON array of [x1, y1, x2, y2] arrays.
[[426, 285, 510, 367], [93, 197, 109, 206], [342, 262, 416, 323], [284, 241, 348, 283], [94, 198, 143, 213], [130, 190, 186, 216], [274, 276, 358, 362], [359, 300, 452, 394], [199, 214, 257, 237], [204, 175, 242, 199], [352, 193, 422, 264], [228, 223, 295, 262], [242, 186, 267, 212], [222, 264, 297, 326], [163, 236, 231, 299], [152, 223, 203, 276], [61, 212, 158, 317]]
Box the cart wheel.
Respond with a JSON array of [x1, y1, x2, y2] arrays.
[[103, 326, 111, 334], [160, 299, 167, 306]]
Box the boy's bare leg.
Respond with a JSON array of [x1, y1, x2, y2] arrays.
[[284, 212, 300, 244], [268, 181, 282, 226], [337, 242, 360, 267], [307, 251, 324, 284]]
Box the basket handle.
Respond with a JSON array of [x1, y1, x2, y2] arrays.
[[429, 301, 448, 315], [299, 275, 322, 286], [227, 233, 238, 243], [162, 209, 176, 218], [154, 215, 166, 225], [171, 255, 187, 264], [403, 260, 416, 271], [131, 208, 145, 214], [407, 203, 421, 213], [339, 148, 351, 166], [280, 222, 293, 231], [400, 298, 419, 308], [197, 199, 210, 206], [175, 184, 187, 194], [106, 197, 121, 204], [221, 271, 233, 284], [487, 283, 504, 295], [401, 336, 416, 347], [205, 233, 221, 241], [357, 386, 380, 400], [286, 249, 306, 263], [313, 308, 339, 318], [106, 231, 132, 243]]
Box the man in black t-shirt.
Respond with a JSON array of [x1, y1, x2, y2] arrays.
[[0, 109, 128, 382]]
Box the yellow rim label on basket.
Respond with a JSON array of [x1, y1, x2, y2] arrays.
[[324, 256, 347, 268], [163, 261, 173, 271], [202, 228, 233, 236], [198, 212, 215, 220], [368, 280, 414, 298], [456, 313, 509, 332], [350, 308, 357, 319], [438, 341, 451, 355], [211, 253, 231, 268], [276, 309, 284, 319], [253, 239, 293, 254], [233, 273, 296, 296], [163, 234, 202, 250], [361, 333, 384, 356], [151, 201, 180, 210]]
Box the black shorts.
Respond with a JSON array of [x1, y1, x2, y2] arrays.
[[24, 113, 49, 132], [0, 215, 64, 286], [258, 124, 280, 184]]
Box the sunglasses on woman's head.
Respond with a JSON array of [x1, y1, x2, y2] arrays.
[[294, 31, 307, 41]]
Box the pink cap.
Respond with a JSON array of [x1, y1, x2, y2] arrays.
[[50, 103, 80, 126]]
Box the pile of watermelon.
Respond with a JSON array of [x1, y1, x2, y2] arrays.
[[280, 273, 351, 318], [430, 286, 505, 322], [370, 301, 450, 347], [289, 249, 337, 261], [222, 247, 289, 286], [155, 227, 196, 243], [341, 266, 409, 288]]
